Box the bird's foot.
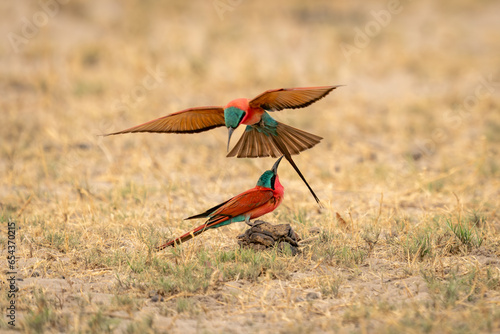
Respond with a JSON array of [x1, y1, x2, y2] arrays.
[[246, 219, 266, 227]]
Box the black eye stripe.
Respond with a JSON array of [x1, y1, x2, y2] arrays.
[[270, 175, 276, 190], [238, 112, 245, 125]]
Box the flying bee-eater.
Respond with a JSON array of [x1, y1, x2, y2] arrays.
[[157, 157, 284, 250], [105, 85, 342, 204]]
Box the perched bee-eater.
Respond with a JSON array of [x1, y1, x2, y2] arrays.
[[157, 157, 285, 250]]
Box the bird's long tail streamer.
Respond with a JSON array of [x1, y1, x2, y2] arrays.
[[271, 136, 322, 206], [157, 223, 210, 250], [156, 215, 229, 250]]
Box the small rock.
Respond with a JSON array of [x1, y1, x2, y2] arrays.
[[411, 150, 423, 161], [212, 293, 224, 301], [305, 292, 321, 300], [309, 227, 321, 235], [76, 143, 91, 150], [278, 241, 299, 256]]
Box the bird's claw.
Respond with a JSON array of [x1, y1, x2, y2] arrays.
[[246, 219, 266, 227]]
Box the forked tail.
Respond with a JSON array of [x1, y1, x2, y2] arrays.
[[227, 121, 322, 158]]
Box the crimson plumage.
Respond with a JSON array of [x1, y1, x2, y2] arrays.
[[157, 157, 285, 250]]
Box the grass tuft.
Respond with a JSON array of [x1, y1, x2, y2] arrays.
[[446, 218, 483, 250]]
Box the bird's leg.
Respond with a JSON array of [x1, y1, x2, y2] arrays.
[[244, 216, 253, 227], [245, 217, 265, 227]]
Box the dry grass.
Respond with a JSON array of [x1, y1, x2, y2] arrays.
[[1, 0, 499, 333]]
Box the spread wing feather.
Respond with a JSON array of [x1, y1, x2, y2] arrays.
[[105, 106, 225, 135], [249, 85, 342, 111]]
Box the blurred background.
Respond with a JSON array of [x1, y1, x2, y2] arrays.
[[0, 0, 499, 331], [1, 0, 498, 209]]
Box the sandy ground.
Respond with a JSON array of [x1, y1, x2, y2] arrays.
[[1, 0, 499, 333]]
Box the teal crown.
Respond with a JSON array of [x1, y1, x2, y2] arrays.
[[256, 170, 275, 189], [224, 106, 245, 128]]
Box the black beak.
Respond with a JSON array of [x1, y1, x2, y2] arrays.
[[227, 128, 235, 152], [272, 156, 283, 174]]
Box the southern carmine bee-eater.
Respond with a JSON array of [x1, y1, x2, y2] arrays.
[[105, 85, 341, 204], [157, 157, 285, 250]]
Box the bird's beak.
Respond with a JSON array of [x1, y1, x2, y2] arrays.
[[227, 128, 235, 152], [272, 156, 284, 174]]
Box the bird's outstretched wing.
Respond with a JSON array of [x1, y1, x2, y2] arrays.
[[249, 85, 342, 111], [104, 106, 225, 135]]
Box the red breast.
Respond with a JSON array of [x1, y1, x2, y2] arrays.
[[225, 98, 264, 126]]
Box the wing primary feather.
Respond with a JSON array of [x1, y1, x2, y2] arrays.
[[185, 198, 233, 220], [249, 85, 343, 111], [104, 106, 225, 136]]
